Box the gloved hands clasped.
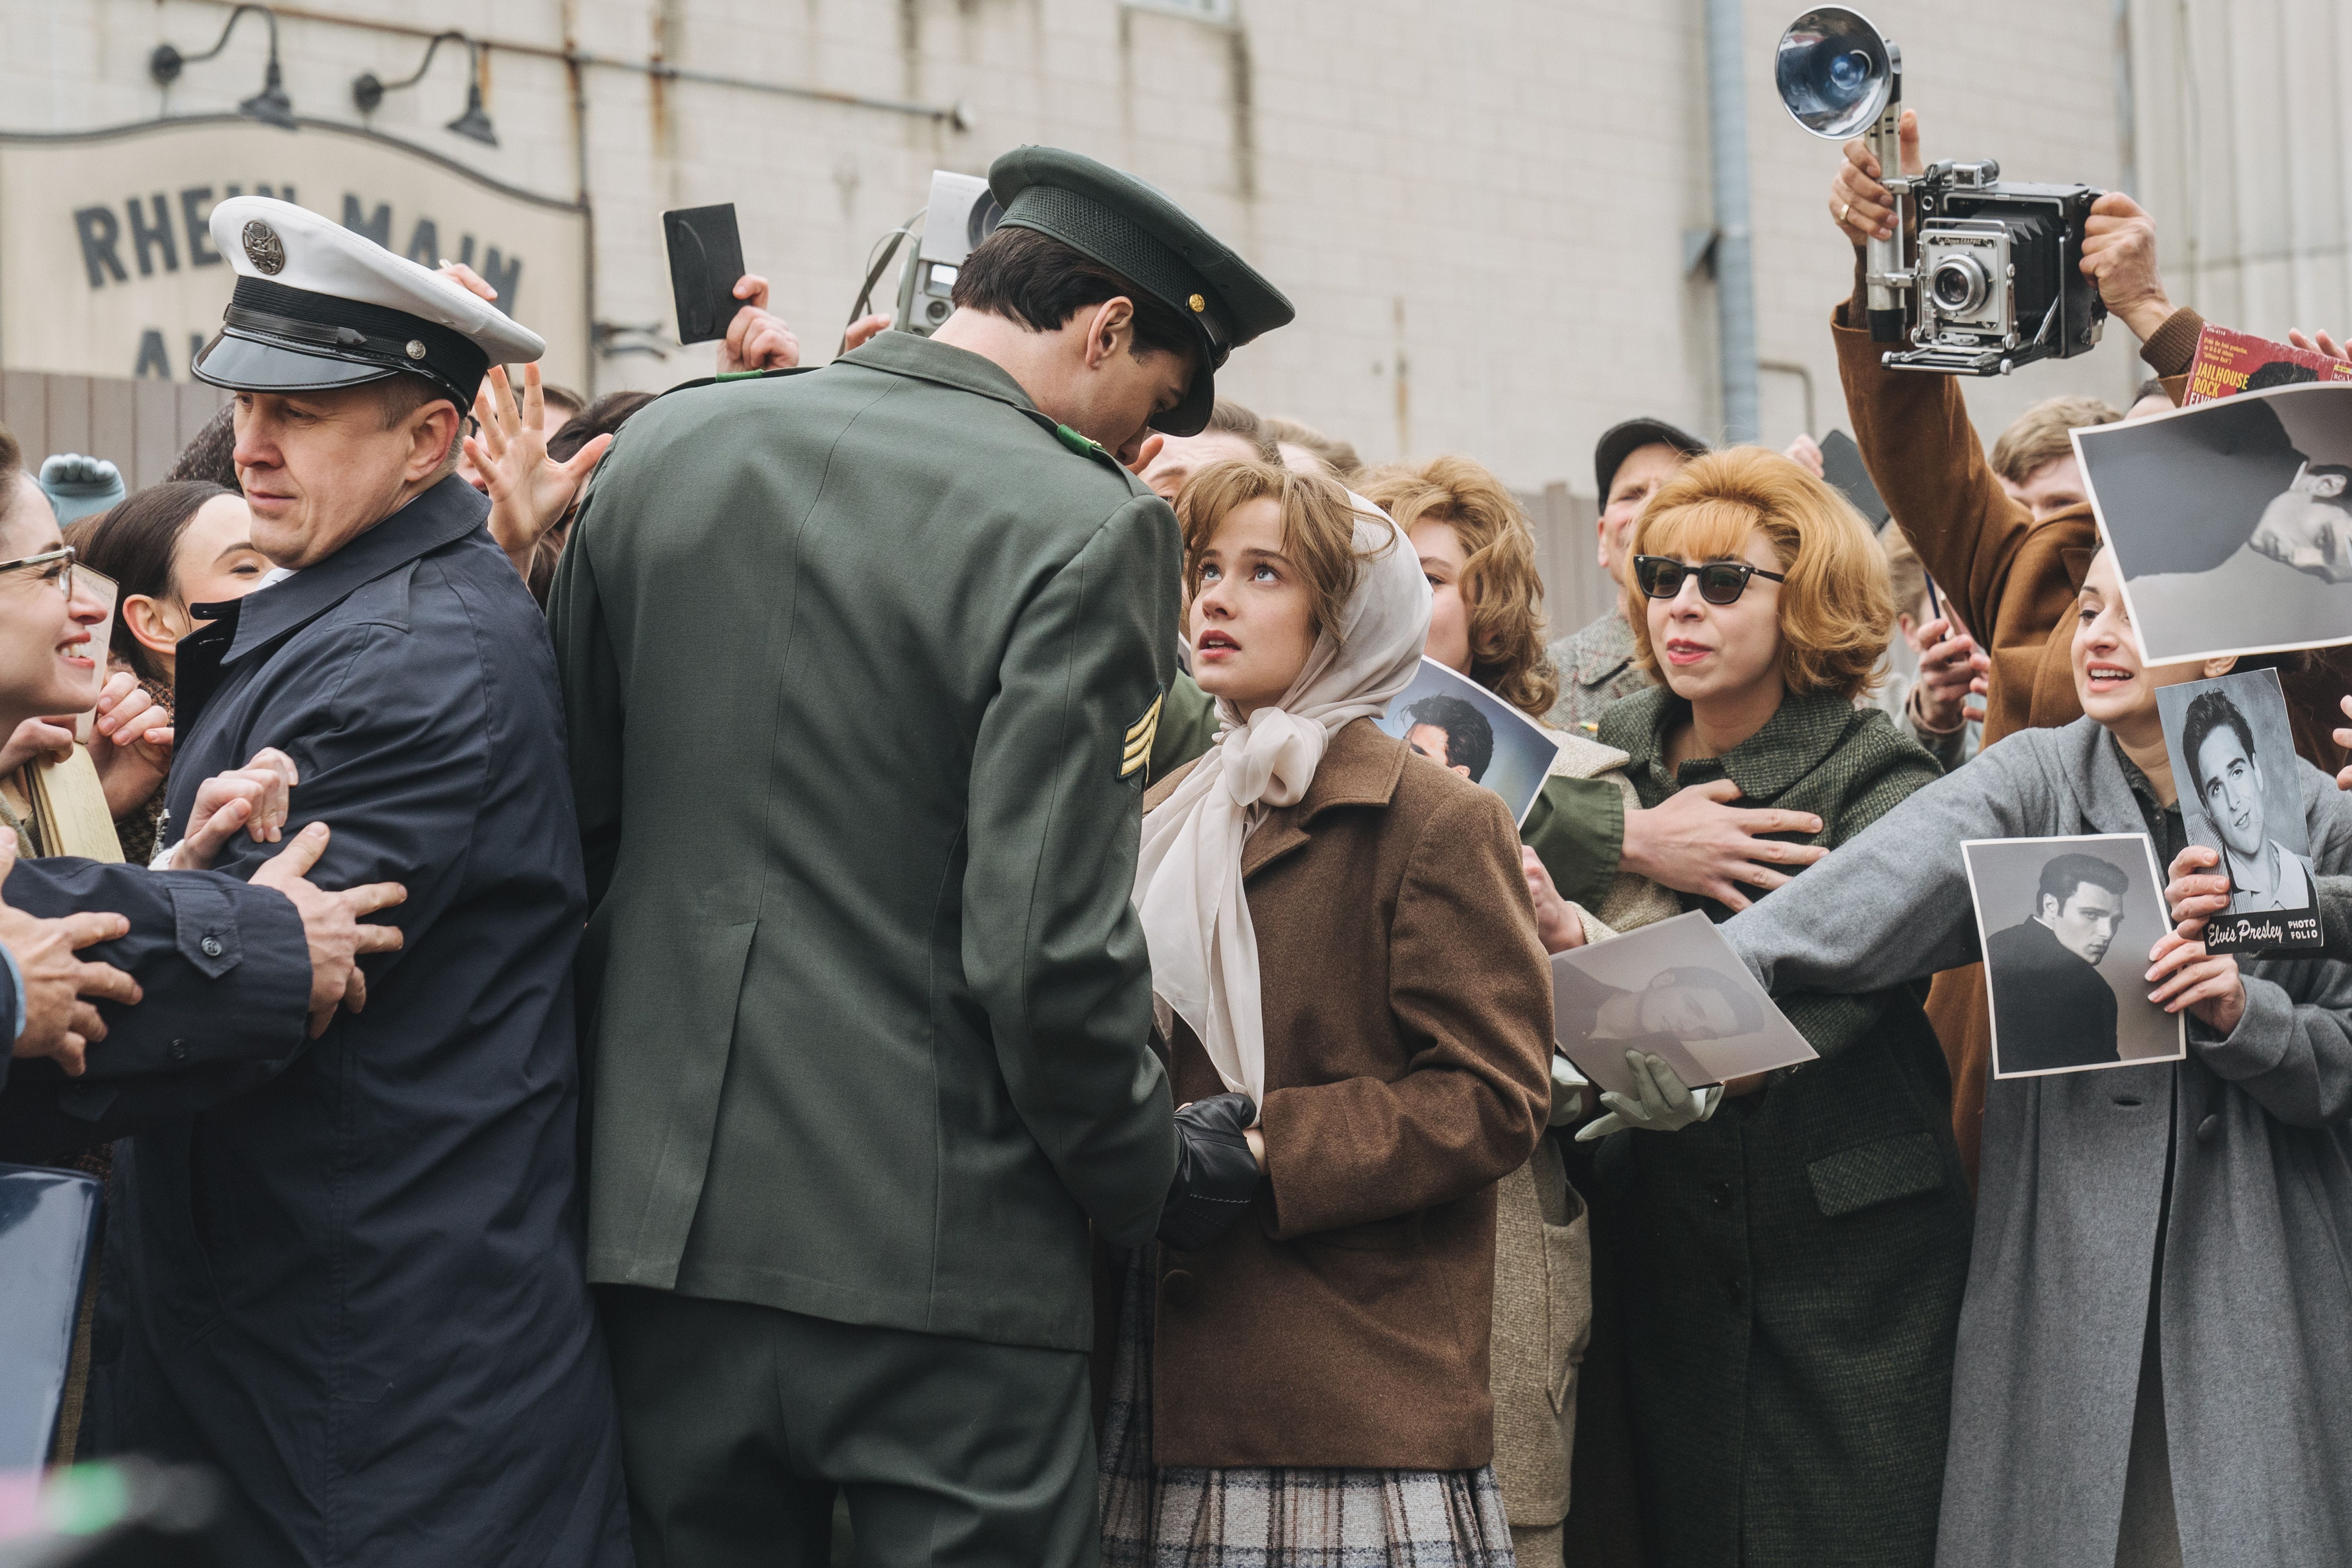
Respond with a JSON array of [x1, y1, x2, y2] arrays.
[[1574, 1051, 1722, 1143], [1158, 1091, 1263, 1251]]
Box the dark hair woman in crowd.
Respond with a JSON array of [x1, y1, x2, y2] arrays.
[[68, 480, 270, 862], [1584, 446, 1968, 1568], [1108, 459, 1552, 1566]]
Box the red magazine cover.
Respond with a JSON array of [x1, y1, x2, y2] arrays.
[[2182, 323, 2352, 404]]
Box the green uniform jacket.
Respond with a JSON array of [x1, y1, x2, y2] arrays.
[[549, 331, 1179, 1354]]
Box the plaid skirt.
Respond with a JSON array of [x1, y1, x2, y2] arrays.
[[1098, 1247, 1515, 1568]]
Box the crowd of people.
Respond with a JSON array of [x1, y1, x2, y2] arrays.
[[3, 120, 2352, 1568]]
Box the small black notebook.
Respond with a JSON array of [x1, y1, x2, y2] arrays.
[[0, 1162, 102, 1466], [663, 203, 748, 345], [1819, 429, 1891, 527]]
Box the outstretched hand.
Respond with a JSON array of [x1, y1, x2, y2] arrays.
[[1620, 778, 1827, 912], [88, 670, 174, 816], [247, 823, 408, 1038], [467, 363, 613, 572], [2146, 931, 2244, 1034], [1521, 847, 1584, 954], [1829, 106, 1920, 244], [174, 748, 300, 870], [2163, 844, 2232, 942], [1575, 1052, 1720, 1143]]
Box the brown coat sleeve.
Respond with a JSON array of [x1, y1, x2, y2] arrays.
[[1257, 786, 1552, 1239]]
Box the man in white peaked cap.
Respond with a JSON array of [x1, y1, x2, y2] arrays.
[[74, 197, 632, 1565]]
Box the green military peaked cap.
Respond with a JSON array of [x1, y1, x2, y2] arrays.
[[988, 145, 1294, 437]]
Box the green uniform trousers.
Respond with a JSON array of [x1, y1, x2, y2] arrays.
[[601, 1287, 1100, 1567]]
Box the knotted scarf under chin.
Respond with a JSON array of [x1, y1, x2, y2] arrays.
[[1130, 503, 1433, 1120]]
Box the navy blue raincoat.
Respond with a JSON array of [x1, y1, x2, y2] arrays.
[[89, 475, 630, 1566]]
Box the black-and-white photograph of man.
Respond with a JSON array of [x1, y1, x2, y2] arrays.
[[1401, 694, 1495, 783], [1376, 656, 1560, 823], [2156, 668, 2325, 952], [2074, 382, 2352, 662], [1963, 835, 2185, 1078], [1549, 910, 1815, 1101]]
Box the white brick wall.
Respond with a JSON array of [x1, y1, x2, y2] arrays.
[[1, 0, 2335, 509]]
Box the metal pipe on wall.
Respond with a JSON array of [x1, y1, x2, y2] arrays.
[[1703, 0, 1760, 444]]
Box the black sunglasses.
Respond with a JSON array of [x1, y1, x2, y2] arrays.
[[1633, 555, 1787, 605]]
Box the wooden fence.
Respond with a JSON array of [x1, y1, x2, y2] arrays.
[[1515, 483, 1613, 648], [1, 371, 229, 492]]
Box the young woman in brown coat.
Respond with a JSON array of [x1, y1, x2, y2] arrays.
[[1105, 461, 1554, 1567]]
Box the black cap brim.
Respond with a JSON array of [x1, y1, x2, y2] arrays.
[[1595, 417, 1709, 498], [1154, 356, 1215, 439], [191, 330, 402, 396]]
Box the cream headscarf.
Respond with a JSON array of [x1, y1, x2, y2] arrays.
[[1131, 495, 1434, 1116]]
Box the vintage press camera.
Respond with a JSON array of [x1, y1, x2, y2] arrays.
[[894, 169, 1006, 337], [1776, 6, 2106, 376]]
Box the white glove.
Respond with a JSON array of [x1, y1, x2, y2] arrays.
[[1547, 1054, 1586, 1127], [1574, 1051, 1721, 1142]]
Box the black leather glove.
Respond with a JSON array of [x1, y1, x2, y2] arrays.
[[1158, 1092, 1262, 1252]]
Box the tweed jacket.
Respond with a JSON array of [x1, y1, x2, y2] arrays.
[[1835, 290, 2352, 1181], [1726, 716, 2352, 1567], [1140, 718, 1553, 1470], [1595, 686, 1969, 1568], [1543, 610, 1653, 734]]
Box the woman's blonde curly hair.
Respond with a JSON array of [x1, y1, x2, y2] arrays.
[[1357, 456, 1559, 719]]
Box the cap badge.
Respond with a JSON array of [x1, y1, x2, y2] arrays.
[[405, 340, 428, 360], [1188, 293, 1207, 313], [242, 221, 286, 275]]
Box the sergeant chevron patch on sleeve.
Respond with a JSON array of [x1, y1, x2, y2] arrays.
[[1121, 690, 1164, 779]]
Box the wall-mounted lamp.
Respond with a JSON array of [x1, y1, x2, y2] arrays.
[[353, 32, 499, 147], [150, 4, 297, 129]]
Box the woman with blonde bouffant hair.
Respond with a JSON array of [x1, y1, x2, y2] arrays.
[[1576, 446, 1972, 1568]]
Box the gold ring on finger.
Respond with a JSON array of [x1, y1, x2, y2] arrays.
[[1840, 201, 1852, 225]]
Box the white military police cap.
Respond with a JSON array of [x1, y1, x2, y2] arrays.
[[192, 196, 542, 412]]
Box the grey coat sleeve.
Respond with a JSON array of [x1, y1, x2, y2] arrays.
[[961, 493, 1180, 1248], [2192, 964, 2352, 1126], [1724, 737, 2051, 998]]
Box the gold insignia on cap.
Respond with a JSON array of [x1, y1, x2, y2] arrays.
[[1187, 293, 1207, 313], [1120, 691, 1165, 779], [242, 221, 285, 275], [405, 340, 428, 360]]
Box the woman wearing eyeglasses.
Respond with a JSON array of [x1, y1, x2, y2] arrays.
[[0, 512, 116, 858], [1584, 448, 1971, 1568]]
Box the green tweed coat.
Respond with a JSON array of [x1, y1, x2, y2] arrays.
[[1591, 686, 1973, 1568], [549, 330, 1179, 1354]]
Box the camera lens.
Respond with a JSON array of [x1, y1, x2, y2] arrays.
[[1828, 50, 1870, 94], [1930, 256, 1988, 315]]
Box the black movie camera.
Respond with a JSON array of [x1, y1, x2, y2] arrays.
[[1777, 6, 2106, 376]]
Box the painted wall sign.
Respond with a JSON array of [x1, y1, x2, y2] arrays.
[[1, 116, 587, 390]]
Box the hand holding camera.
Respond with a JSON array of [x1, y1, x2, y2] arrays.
[[1785, 6, 2112, 376]]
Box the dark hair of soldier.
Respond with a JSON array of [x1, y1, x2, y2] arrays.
[[950, 225, 1199, 363]]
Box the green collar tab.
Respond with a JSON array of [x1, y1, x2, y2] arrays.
[[1054, 423, 1106, 458]]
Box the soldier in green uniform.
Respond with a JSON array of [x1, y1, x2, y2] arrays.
[[548, 147, 1291, 1566]]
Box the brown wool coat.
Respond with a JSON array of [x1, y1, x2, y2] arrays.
[[1138, 717, 1554, 1471], [1838, 296, 2352, 1183]]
